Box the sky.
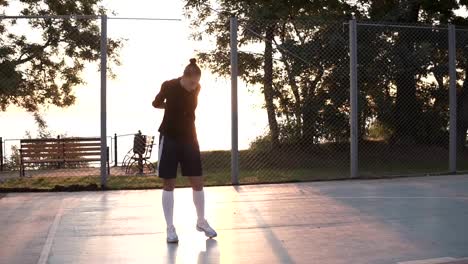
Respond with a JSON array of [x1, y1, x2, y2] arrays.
[[0, 0, 268, 160]]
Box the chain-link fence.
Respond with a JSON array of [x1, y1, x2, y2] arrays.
[[236, 19, 350, 184], [104, 17, 232, 188], [456, 28, 468, 173], [357, 22, 452, 177], [0, 14, 233, 191], [0, 15, 111, 190], [2, 16, 468, 191], [230, 18, 467, 184]]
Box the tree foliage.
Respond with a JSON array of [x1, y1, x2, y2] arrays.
[[184, 0, 468, 150], [0, 0, 121, 114], [184, 0, 356, 147]]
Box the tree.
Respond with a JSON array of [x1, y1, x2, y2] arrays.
[[184, 0, 355, 148], [185, 0, 468, 151], [357, 0, 468, 148], [456, 31, 468, 152], [0, 0, 121, 118]]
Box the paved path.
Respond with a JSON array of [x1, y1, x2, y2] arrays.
[[1, 175, 468, 264]]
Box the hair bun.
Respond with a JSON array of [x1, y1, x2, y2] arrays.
[[189, 58, 197, 65]]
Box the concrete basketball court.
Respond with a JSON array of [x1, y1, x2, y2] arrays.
[[1, 175, 468, 264]]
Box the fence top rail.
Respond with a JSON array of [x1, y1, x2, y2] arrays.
[[353, 22, 449, 30], [108, 17, 181, 21], [0, 14, 101, 19], [0, 15, 181, 21], [345, 20, 468, 32]]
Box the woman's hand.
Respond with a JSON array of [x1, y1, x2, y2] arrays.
[[153, 81, 169, 109], [152, 99, 166, 109]]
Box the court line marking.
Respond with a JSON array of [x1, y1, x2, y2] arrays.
[[37, 199, 65, 264], [323, 196, 468, 199], [397, 257, 456, 264], [214, 196, 468, 203]]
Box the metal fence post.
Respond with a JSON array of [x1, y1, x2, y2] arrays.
[[114, 133, 118, 167], [57, 135, 63, 168], [449, 24, 457, 173], [0, 137, 3, 171], [349, 18, 359, 178], [100, 15, 108, 188], [230, 16, 239, 185]]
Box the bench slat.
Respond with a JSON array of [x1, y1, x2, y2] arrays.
[[24, 157, 103, 163], [22, 153, 63, 158], [23, 159, 63, 163], [21, 139, 61, 143], [23, 152, 103, 158], [63, 158, 101, 162], [22, 144, 101, 151], [64, 152, 102, 157], [21, 148, 61, 152], [62, 143, 101, 148], [63, 147, 102, 152], [21, 148, 61, 153], [21, 143, 61, 149], [60, 138, 101, 142], [21, 137, 101, 143]]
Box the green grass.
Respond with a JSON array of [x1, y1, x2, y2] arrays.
[[1, 143, 467, 192], [0, 167, 347, 192], [0, 165, 462, 192]]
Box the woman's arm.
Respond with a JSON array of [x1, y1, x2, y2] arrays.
[[152, 82, 167, 109]]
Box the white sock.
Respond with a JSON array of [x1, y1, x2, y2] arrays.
[[193, 190, 205, 223], [162, 190, 174, 228]]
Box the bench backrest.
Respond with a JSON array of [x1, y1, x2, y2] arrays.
[[20, 137, 103, 162], [20, 138, 63, 163]]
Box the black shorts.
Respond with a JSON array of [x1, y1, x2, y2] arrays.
[[157, 134, 202, 178]]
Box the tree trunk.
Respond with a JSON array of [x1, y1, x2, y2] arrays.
[[263, 25, 280, 148], [302, 94, 317, 144], [282, 58, 302, 133], [301, 72, 322, 144], [391, 1, 422, 144], [394, 69, 419, 143]]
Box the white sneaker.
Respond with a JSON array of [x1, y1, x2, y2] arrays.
[[196, 219, 217, 238], [166, 225, 179, 243]]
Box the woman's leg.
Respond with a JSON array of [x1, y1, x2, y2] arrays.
[[189, 176, 204, 222], [163, 178, 176, 191], [188, 176, 204, 191], [162, 178, 176, 228], [181, 142, 216, 237], [189, 176, 217, 237]]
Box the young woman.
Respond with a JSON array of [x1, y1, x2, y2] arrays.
[[152, 58, 217, 243]]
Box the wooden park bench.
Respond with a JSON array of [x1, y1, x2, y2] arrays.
[[19, 137, 110, 177]]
